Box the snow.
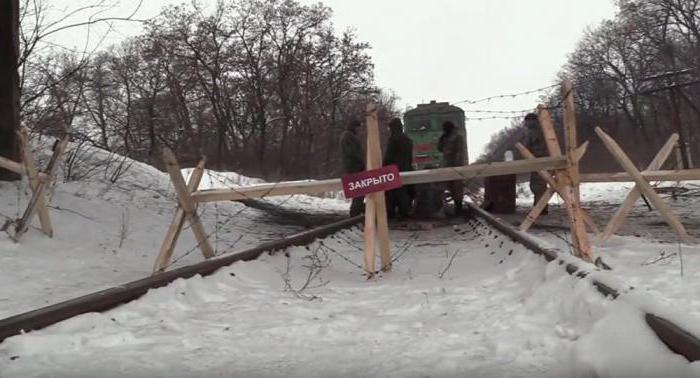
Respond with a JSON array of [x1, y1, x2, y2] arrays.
[[0, 142, 347, 318], [1, 143, 700, 377]]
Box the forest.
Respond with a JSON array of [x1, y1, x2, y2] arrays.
[[16, 0, 398, 180], [9, 0, 700, 180], [480, 0, 700, 173]]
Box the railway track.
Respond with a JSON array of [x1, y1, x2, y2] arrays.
[[0, 215, 363, 343], [1, 204, 699, 363]]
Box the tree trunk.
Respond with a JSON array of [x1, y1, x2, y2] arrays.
[[0, 0, 21, 180], [669, 89, 690, 169]]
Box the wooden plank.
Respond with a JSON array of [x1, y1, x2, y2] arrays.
[[516, 142, 598, 234], [562, 80, 593, 262], [191, 156, 568, 203], [519, 186, 554, 231], [0, 155, 25, 176], [595, 127, 692, 242], [363, 194, 376, 276], [365, 105, 391, 273], [13, 135, 69, 241], [580, 169, 700, 183], [375, 193, 392, 272], [18, 128, 53, 237], [153, 157, 207, 273], [537, 105, 562, 157], [600, 134, 679, 241], [162, 148, 215, 259], [364, 114, 377, 279], [12, 181, 50, 242]]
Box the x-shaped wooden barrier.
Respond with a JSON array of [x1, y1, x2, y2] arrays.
[[595, 128, 692, 243], [0, 128, 69, 242], [153, 149, 213, 273], [517, 81, 595, 262], [17, 128, 53, 237]]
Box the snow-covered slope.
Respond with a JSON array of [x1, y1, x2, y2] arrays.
[[0, 143, 346, 318]]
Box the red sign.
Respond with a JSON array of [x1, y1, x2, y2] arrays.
[[341, 165, 403, 198]]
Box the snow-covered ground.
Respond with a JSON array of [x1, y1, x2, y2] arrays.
[[0, 143, 346, 318], [1, 144, 699, 377], [513, 180, 700, 321]]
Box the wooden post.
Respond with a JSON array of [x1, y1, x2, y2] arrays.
[[13, 134, 69, 241], [18, 128, 53, 237], [534, 101, 593, 262], [561, 80, 593, 262], [153, 157, 207, 273], [595, 127, 692, 242], [162, 148, 215, 259], [537, 104, 563, 157], [363, 104, 392, 275], [363, 192, 377, 275], [599, 134, 679, 241]]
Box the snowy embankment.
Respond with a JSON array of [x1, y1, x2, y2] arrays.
[[1, 221, 697, 377], [517, 179, 700, 322], [0, 141, 346, 319]]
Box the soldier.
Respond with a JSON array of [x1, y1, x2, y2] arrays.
[[522, 113, 549, 214], [340, 119, 365, 216], [383, 118, 414, 220], [437, 121, 466, 215]]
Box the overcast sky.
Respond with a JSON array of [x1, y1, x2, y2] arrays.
[[48, 0, 618, 161]]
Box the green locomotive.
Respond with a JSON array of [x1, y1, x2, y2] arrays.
[[403, 100, 468, 217], [404, 100, 468, 169]]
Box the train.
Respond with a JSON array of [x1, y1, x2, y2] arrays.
[[402, 100, 469, 217], [404, 100, 469, 169]]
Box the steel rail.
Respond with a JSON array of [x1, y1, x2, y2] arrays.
[[466, 202, 700, 362], [0, 216, 363, 343]]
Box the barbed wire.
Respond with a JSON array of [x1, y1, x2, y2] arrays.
[[452, 84, 559, 106], [465, 114, 530, 121], [162, 176, 290, 270], [464, 109, 538, 114]]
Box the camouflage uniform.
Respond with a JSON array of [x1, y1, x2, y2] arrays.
[[523, 115, 549, 214], [340, 125, 365, 216], [438, 123, 466, 214], [384, 119, 414, 219]]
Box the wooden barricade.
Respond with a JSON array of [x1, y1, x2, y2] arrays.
[[515, 81, 696, 249], [153, 102, 572, 275], [595, 128, 693, 243], [0, 128, 68, 242], [517, 80, 595, 262]]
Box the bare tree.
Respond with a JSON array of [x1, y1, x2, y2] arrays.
[[0, 0, 21, 181]]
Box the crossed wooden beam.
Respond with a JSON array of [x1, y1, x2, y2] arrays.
[[153, 105, 397, 277], [153, 150, 213, 273], [516, 81, 595, 262], [0, 128, 68, 242], [594, 128, 692, 243], [515, 81, 693, 253]]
